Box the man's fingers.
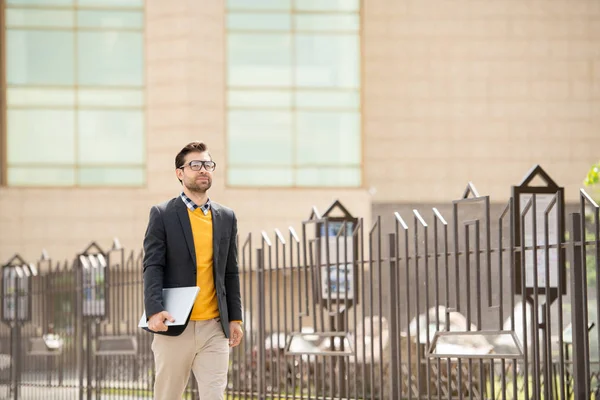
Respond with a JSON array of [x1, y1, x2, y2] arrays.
[[149, 321, 166, 332], [161, 311, 175, 323], [229, 327, 243, 347], [148, 312, 172, 332]]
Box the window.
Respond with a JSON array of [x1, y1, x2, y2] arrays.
[[226, 0, 361, 187], [1, 0, 145, 187]]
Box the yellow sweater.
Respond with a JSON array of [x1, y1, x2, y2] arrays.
[[188, 208, 219, 320]]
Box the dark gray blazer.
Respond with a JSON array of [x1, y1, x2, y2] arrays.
[[142, 196, 242, 338]]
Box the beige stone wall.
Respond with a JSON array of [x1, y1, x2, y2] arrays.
[[363, 0, 600, 204], [0, 0, 371, 263]]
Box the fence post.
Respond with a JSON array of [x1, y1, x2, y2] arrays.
[[76, 264, 84, 400], [256, 248, 266, 400], [388, 233, 399, 400], [2, 259, 34, 400], [569, 212, 589, 399], [11, 287, 20, 400]]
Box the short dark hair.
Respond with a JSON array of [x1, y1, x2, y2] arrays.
[[175, 141, 211, 169], [175, 142, 212, 184]]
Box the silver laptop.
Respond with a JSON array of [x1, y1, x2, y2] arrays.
[[138, 286, 200, 328]]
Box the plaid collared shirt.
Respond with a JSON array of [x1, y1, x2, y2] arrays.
[[180, 192, 211, 216]]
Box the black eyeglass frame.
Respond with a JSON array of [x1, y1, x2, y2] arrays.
[[178, 160, 217, 172]]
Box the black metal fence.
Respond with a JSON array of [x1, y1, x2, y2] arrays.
[[1, 168, 599, 400]]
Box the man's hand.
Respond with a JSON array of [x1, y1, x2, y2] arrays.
[[148, 311, 175, 332], [229, 321, 243, 347]]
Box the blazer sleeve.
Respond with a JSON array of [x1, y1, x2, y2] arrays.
[[225, 211, 243, 322], [143, 205, 166, 319]]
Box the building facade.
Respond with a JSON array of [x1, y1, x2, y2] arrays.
[[0, 0, 598, 262]]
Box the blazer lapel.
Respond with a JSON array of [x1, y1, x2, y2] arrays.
[[176, 198, 197, 266], [211, 203, 221, 269]]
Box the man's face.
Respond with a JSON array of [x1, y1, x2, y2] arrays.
[[176, 151, 213, 193]]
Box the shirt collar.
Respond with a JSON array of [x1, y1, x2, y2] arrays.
[[180, 192, 211, 215]]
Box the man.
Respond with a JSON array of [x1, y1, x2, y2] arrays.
[[143, 141, 243, 400]]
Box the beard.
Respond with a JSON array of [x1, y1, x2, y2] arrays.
[[184, 176, 212, 193]]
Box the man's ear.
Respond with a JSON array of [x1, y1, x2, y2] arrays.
[[175, 169, 183, 182]]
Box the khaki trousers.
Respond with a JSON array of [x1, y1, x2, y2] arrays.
[[152, 319, 229, 400]]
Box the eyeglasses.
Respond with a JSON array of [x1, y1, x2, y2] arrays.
[[178, 160, 216, 172]]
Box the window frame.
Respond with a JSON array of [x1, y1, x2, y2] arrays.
[[224, 1, 364, 190], [0, 0, 147, 188]]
